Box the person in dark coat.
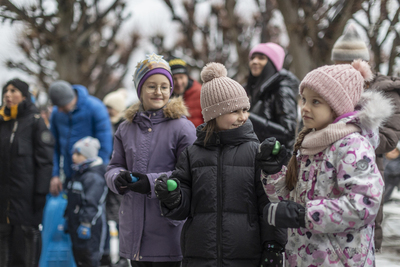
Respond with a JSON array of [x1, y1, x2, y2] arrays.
[[65, 136, 108, 267], [0, 78, 54, 267], [331, 23, 400, 252], [105, 53, 197, 266], [245, 42, 299, 153], [382, 142, 400, 203], [155, 62, 287, 267]]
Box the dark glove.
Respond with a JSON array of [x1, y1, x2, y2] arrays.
[[264, 200, 305, 228], [114, 170, 131, 194], [127, 172, 150, 194], [260, 242, 284, 267], [33, 194, 47, 213], [256, 137, 287, 174], [154, 174, 181, 209]]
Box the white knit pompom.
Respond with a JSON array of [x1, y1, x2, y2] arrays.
[[352, 59, 373, 81], [201, 62, 227, 83]]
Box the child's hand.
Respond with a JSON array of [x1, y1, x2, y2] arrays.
[[260, 242, 284, 267], [154, 174, 181, 209], [77, 223, 91, 239], [256, 138, 287, 174], [127, 172, 150, 194], [114, 170, 132, 194], [264, 200, 305, 228]]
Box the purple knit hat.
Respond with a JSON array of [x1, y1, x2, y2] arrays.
[[299, 59, 373, 117], [133, 53, 173, 98], [200, 62, 250, 122], [249, 42, 285, 71]]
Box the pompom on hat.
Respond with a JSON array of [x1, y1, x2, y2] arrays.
[[331, 23, 370, 62], [200, 62, 250, 122], [249, 42, 285, 71], [133, 53, 173, 98], [300, 59, 373, 117]]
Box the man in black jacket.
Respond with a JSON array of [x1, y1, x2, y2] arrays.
[[245, 42, 299, 154]]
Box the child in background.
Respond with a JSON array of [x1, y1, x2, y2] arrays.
[[383, 141, 400, 203], [155, 62, 287, 267], [105, 53, 196, 266], [256, 60, 393, 266], [65, 136, 108, 267]]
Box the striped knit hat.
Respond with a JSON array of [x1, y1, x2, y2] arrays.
[[200, 62, 250, 122], [300, 59, 373, 117], [133, 53, 173, 98]]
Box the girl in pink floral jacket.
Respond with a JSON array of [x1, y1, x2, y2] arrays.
[[256, 60, 394, 266]]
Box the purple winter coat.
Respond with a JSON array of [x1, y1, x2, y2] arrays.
[[105, 97, 197, 262]]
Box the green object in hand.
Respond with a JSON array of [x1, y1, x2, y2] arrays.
[[167, 180, 177, 191], [272, 141, 281, 155]]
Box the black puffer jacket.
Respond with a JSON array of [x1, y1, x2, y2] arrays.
[[246, 68, 299, 152], [162, 120, 286, 267], [0, 101, 54, 226]]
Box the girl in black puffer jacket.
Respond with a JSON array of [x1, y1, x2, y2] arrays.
[[155, 63, 287, 267]]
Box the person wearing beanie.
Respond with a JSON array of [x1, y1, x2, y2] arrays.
[[331, 23, 400, 252], [105, 53, 196, 266], [154, 62, 287, 267], [245, 42, 299, 155], [102, 88, 129, 267], [65, 136, 108, 267], [0, 78, 54, 266], [256, 60, 392, 266], [168, 56, 204, 127], [48, 80, 112, 198]]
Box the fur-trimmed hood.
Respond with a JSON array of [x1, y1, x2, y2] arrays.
[[340, 90, 394, 148], [125, 96, 190, 122]]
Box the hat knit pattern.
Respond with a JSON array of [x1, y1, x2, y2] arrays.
[[300, 59, 373, 117], [200, 62, 250, 122], [132, 53, 173, 97]]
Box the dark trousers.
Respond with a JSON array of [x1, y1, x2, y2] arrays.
[[0, 224, 41, 267], [130, 261, 181, 267]]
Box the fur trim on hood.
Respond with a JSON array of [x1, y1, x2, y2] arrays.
[[125, 96, 190, 122], [355, 90, 394, 131]]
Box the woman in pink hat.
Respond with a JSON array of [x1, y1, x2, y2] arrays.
[[256, 60, 392, 266], [245, 42, 299, 156]]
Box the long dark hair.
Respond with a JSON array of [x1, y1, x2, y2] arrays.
[[201, 119, 217, 146], [285, 127, 313, 190]]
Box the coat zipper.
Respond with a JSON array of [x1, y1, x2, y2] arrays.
[[7, 121, 18, 223], [216, 134, 223, 266]]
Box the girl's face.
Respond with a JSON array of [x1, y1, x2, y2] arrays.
[[216, 108, 249, 131], [249, 53, 268, 77], [72, 152, 87, 164], [141, 74, 171, 111], [3, 84, 26, 108], [301, 87, 336, 131]]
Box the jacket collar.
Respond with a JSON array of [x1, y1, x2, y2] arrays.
[[125, 96, 190, 123], [194, 119, 259, 147]]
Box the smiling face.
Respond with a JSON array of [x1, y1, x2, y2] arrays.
[[216, 108, 249, 131], [2, 84, 26, 108], [301, 87, 336, 131], [172, 73, 189, 95], [249, 53, 268, 77], [141, 74, 171, 111]]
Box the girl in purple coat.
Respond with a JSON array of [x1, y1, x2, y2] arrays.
[[256, 60, 393, 266], [105, 53, 197, 267]]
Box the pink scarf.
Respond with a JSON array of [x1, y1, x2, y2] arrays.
[[300, 122, 360, 155]]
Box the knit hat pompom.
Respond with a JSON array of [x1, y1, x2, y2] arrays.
[[351, 59, 373, 82], [200, 62, 250, 122], [201, 62, 227, 83]]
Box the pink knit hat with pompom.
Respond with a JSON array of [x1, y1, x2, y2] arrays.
[[200, 62, 250, 122], [299, 59, 373, 117]]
